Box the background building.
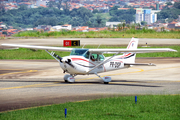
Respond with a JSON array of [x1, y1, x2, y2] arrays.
[[136, 8, 157, 25]]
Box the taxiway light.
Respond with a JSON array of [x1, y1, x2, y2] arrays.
[[65, 108, 67, 118], [135, 96, 137, 104]]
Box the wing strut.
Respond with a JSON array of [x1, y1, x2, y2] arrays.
[[45, 50, 62, 62], [87, 52, 119, 74]]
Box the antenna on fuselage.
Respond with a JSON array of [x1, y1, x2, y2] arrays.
[[82, 43, 86, 48]]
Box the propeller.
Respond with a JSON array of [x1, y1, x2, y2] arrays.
[[50, 51, 74, 68]]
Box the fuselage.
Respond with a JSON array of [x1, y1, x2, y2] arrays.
[[59, 55, 130, 75]]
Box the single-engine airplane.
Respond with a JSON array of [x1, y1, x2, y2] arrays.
[[1, 38, 177, 84]]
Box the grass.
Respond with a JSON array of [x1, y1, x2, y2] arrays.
[[0, 95, 180, 120], [13, 30, 180, 39], [0, 45, 179, 59]]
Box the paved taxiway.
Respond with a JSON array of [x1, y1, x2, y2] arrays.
[[0, 58, 180, 112]]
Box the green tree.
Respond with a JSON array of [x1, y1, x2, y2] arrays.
[[166, 2, 173, 6], [96, 15, 102, 27], [174, 2, 180, 9], [122, 22, 126, 30], [141, 21, 147, 26], [117, 24, 122, 31], [92, 9, 99, 14]]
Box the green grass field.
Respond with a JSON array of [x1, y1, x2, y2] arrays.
[[0, 45, 179, 59], [0, 95, 180, 120], [12, 30, 180, 39]]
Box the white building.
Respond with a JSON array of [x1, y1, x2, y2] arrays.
[[106, 22, 125, 28], [135, 8, 158, 25], [50, 24, 72, 31]]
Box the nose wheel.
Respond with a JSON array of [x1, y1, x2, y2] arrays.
[[64, 74, 75, 83]]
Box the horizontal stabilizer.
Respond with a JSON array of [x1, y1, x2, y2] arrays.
[[124, 63, 156, 66]]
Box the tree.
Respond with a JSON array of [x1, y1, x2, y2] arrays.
[[109, 7, 135, 22], [141, 21, 147, 26], [174, 2, 180, 9], [109, 6, 119, 16], [57, 0, 62, 9], [0, 6, 96, 28], [96, 15, 102, 27], [46, 1, 56, 8], [108, 16, 119, 22], [137, 23, 141, 29], [19, 5, 28, 10], [92, 9, 98, 14], [122, 22, 126, 30], [117, 24, 122, 31], [166, 2, 172, 6], [150, 6, 156, 10], [0, 0, 5, 11]]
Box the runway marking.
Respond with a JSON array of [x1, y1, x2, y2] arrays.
[[0, 68, 143, 90], [0, 66, 180, 90], [0, 82, 54, 90], [0, 69, 37, 76]]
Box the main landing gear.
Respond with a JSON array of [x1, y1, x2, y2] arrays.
[[63, 73, 111, 84], [94, 72, 111, 84]]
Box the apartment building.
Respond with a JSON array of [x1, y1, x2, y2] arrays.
[[136, 8, 157, 25]]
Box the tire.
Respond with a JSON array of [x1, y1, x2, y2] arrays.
[[104, 82, 109, 84]]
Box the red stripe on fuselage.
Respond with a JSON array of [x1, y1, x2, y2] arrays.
[[71, 58, 95, 66], [118, 53, 132, 59]]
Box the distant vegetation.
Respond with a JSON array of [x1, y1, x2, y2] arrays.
[[108, 6, 136, 22], [1, 2, 180, 29], [13, 29, 180, 39], [0, 6, 106, 29], [1, 95, 180, 119], [0, 45, 179, 60], [157, 2, 180, 23]]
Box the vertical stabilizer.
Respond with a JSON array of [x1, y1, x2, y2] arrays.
[[123, 37, 139, 63]]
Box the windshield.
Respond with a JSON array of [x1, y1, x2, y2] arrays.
[[70, 49, 89, 56]]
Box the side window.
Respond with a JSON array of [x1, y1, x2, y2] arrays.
[[90, 53, 104, 61], [84, 51, 90, 59], [90, 53, 97, 61], [98, 54, 104, 61]]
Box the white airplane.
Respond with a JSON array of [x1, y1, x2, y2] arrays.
[[1, 38, 177, 84]]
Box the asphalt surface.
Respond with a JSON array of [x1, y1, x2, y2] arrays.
[[0, 58, 180, 112], [0, 38, 180, 112]]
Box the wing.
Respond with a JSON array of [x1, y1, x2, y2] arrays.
[[1, 44, 73, 51], [89, 48, 177, 53]]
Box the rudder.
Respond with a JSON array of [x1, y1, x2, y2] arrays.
[[123, 37, 139, 63]]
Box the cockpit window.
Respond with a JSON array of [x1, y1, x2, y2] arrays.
[[70, 49, 89, 56], [90, 53, 104, 61], [84, 51, 90, 59]]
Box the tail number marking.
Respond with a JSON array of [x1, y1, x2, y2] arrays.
[[110, 62, 121, 68]]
